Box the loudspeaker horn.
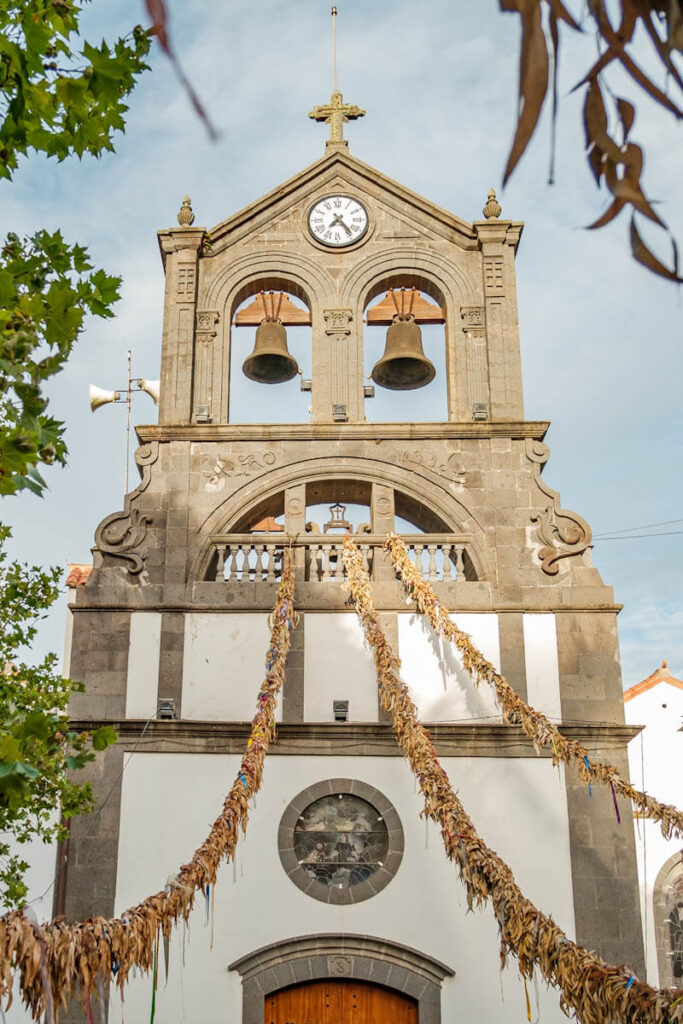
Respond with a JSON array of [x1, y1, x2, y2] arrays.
[[89, 384, 120, 412], [138, 379, 160, 405]]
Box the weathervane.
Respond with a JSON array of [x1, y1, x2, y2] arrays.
[[309, 6, 365, 149]]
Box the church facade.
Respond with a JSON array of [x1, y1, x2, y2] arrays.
[[59, 110, 644, 1023]]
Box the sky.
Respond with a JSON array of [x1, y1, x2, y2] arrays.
[[1, 0, 682, 688]]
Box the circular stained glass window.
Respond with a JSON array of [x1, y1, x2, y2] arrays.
[[293, 793, 389, 890], [279, 780, 404, 904]]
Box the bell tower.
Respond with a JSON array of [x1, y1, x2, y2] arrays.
[[61, 33, 646, 1024]]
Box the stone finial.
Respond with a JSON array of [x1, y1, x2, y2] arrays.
[[177, 195, 195, 227], [482, 188, 502, 220]]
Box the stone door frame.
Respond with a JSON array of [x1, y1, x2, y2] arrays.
[[228, 933, 454, 1024]]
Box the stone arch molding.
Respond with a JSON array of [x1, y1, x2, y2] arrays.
[[339, 245, 479, 313], [228, 933, 454, 1024], [192, 455, 493, 582], [653, 849, 683, 987], [203, 250, 335, 315]]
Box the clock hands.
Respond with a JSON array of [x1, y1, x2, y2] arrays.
[[329, 213, 353, 237]]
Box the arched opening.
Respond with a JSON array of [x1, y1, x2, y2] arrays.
[[229, 282, 312, 424], [230, 933, 452, 1024], [654, 853, 683, 985], [202, 478, 481, 584], [265, 979, 418, 1024], [363, 278, 448, 424]]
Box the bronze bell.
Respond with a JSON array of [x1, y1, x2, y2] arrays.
[[242, 318, 299, 384], [371, 315, 435, 390]]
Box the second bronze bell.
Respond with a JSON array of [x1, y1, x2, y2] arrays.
[[371, 315, 435, 391], [242, 318, 299, 384]]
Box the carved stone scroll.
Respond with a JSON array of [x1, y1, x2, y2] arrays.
[[94, 443, 159, 575], [203, 450, 277, 491], [525, 438, 592, 575], [531, 507, 592, 576], [390, 449, 467, 486]]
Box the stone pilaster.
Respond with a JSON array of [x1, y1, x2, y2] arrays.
[[314, 309, 361, 423], [371, 483, 395, 582], [472, 219, 524, 421], [193, 309, 220, 423], [157, 227, 205, 425]]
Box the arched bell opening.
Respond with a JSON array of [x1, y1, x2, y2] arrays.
[[229, 281, 312, 424], [362, 278, 448, 423]]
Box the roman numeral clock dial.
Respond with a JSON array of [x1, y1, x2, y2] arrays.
[[308, 195, 369, 247]]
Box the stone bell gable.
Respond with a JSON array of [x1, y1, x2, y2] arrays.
[[156, 149, 524, 426]]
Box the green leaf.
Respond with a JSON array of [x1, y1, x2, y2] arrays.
[[92, 725, 117, 751]]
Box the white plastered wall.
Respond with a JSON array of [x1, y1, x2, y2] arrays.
[[125, 612, 162, 719], [398, 613, 501, 722], [523, 613, 562, 720], [183, 613, 280, 722], [304, 613, 378, 722], [113, 753, 575, 1024]]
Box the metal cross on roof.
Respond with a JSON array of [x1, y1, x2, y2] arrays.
[[309, 7, 365, 148]]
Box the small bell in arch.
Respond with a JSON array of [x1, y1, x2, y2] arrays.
[[371, 314, 435, 391], [242, 292, 299, 384]]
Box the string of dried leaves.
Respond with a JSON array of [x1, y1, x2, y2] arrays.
[[0, 552, 298, 1021], [343, 535, 683, 1024], [386, 532, 683, 841]]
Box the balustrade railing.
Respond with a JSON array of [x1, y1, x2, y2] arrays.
[[207, 534, 474, 584]]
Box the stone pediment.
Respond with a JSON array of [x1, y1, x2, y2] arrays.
[[205, 149, 479, 255]]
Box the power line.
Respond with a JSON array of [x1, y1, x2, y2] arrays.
[[595, 531, 683, 541], [593, 518, 683, 538]]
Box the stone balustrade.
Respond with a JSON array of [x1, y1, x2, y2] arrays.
[[207, 534, 474, 583]]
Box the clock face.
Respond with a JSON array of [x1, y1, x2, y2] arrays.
[[308, 195, 369, 247]]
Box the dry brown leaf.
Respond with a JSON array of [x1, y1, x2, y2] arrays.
[[503, 0, 550, 184], [630, 215, 683, 280], [547, 0, 582, 30], [616, 96, 636, 139], [143, 0, 219, 141], [583, 82, 622, 161], [586, 142, 605, 185]]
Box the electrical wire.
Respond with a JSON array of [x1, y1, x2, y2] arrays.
[[593, 518, 683, 538], [594, 531, 683, 541], [95, 715, 154, 819], [23, 716, 155, 911]]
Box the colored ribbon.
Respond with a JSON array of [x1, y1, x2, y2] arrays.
[[610, 781, 622, 825], [149, 934, 158, 1024]]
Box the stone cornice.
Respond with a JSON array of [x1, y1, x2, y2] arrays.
[[70, 720, 642, 756], [135, 420, 550, 443]]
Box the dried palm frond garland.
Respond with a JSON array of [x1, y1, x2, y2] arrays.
[[342, 535, 683, 1024], [0, 551, 298, 1022], [386, 533, 683, 843]]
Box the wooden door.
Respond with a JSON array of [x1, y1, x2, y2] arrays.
[[265, 978, 418, 1024]]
